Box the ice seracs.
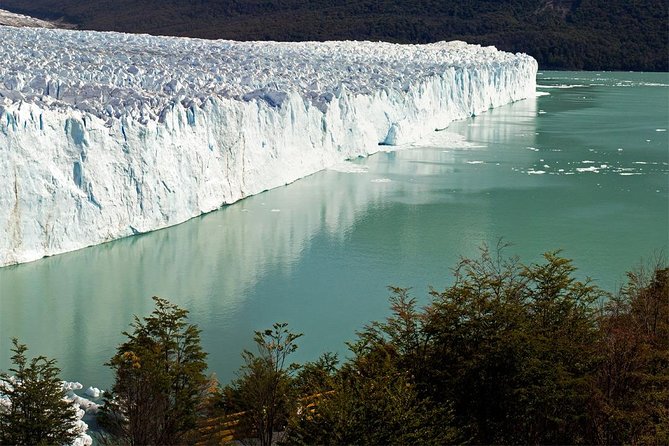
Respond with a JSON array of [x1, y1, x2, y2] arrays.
[[0, 25, 537, 266]]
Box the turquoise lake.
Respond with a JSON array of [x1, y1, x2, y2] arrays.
[[1, 71, 667, 389]]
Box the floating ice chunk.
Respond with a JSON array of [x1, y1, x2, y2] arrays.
[[576, 166, 600, 173], [371, 178, 392, 183], [527, 170, 546, 175], [71, 430, 93, 446], [638, 82, 669, 87], [62, 381, 83, 391], [536, 84, 587, 89], [466, 160, 485, 164], [67, 401, 93, 446], [68, 393, 100, 414], [84, 386, 101, 398]]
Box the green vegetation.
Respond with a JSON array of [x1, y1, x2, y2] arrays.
[[0, 339, 80, 445], [2, 246, 666, 444], [1, 0, 666, 71], [97, 296, 209, 445], [221, 323, 302, 445], [276, 247, 667, 444], [591, 264, 669, 443], [287, 331, 455, 445]]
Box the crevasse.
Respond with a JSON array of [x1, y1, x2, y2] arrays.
[[0, 26, 537, 267]]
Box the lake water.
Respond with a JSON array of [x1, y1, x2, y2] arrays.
[[1, 71, 667, 389]]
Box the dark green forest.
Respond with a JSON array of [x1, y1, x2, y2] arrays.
[[1, 0, 667, 71]]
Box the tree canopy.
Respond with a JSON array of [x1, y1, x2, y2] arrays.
[[97, 296, 209, 445], [0, 339, 81, 446]]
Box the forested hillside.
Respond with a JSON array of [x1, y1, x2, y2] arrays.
[[0, 0, 666, 71]]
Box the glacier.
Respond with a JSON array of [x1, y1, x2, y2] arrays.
[[0, 25, 537, 267]]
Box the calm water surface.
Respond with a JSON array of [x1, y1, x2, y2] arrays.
[[1, 71, 667, 389]]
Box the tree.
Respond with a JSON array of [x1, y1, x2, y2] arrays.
[[286, 287, 454, 445], [423, 246, 604, 444], [287, 334, 454, 446], [292, 352, 338, 397], [0, 338, 80, 445], [97, 296, 208, 445], [222, 322, 302, 446], [590, 262, 669, 444]]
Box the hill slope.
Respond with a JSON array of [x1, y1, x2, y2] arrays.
[[0, 0, 666, 71]]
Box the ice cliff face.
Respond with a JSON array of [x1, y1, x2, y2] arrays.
[[0, 25, 537, 267]]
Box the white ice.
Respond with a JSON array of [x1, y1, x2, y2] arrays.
[[0, 25, 537, 266], [84, 386, 102, 398]]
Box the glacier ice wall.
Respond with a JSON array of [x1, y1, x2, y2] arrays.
[[0, 26, 537, 266]]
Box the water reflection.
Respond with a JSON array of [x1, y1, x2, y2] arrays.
[[2, 74, 667, 388], [0, 165, 376, 382], [0, 95, 538, 387]]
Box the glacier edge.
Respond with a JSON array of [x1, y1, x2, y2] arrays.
[[0, 29, 537, 267]]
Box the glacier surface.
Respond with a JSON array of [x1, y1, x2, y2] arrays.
[[0, 25, 537, 267]]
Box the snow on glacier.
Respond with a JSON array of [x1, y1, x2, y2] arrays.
[[0, 25, 537, 267]]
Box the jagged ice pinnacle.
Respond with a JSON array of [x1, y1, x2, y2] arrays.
[[0, 25, 537, 266]]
